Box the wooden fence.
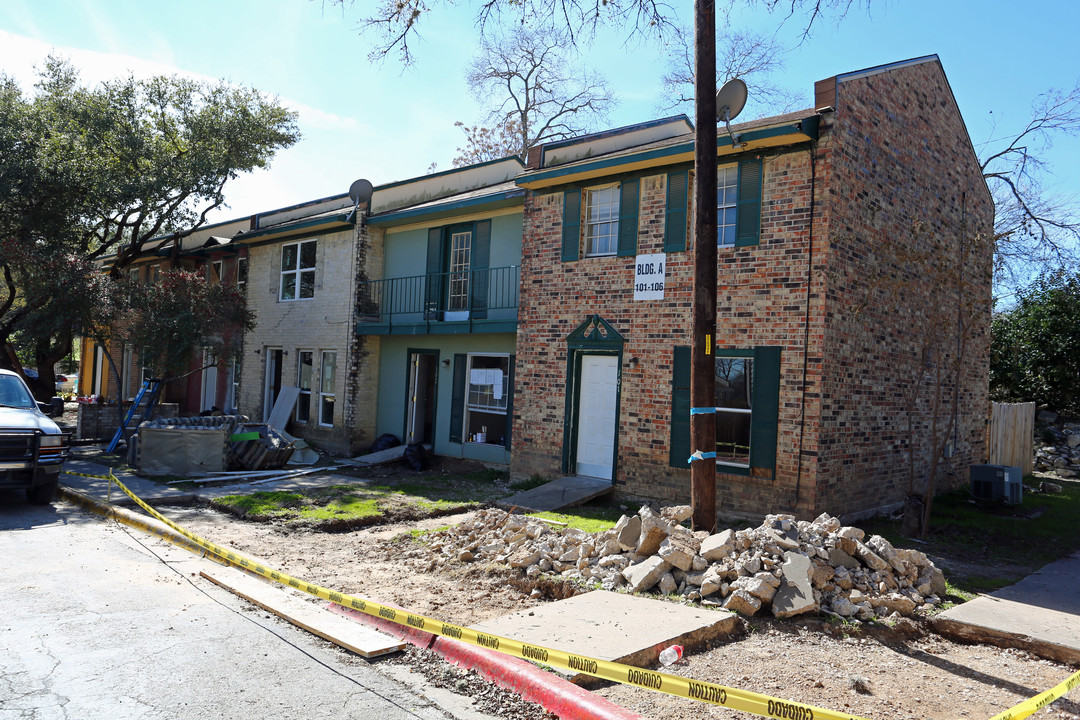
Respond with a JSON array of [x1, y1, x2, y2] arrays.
[[988, 401, 1035, 475]]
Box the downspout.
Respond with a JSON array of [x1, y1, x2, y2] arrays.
[[794, 142, 818, 511]]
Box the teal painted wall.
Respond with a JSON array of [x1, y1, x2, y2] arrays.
[[375, 333, 516, 464], [383, 212, 523, 279]]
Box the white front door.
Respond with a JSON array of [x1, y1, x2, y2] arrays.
[[575, 355, 618, 479]]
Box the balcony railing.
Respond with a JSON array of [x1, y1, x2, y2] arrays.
[[356, 266, 519, 332]]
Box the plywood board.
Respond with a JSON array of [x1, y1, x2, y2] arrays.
[[201, 565, 405, 658]]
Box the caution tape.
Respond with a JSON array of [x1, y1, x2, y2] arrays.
[[63, 469, 1080, 720]]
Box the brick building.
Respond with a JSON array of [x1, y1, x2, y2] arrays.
[[509, 55, 994, 521]]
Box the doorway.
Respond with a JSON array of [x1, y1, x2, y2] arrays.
[[405, 351, 438, 445], [575, 354, 619, 479], [263, 348, 283, 421]]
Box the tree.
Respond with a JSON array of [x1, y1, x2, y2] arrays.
[[981, 82, 1080, 292], [991, 271, 1080, 417], [109, 269, 255, 384], [0, 57, 299, 399], [453, 27, 616, 165], [340, 0, 868, 64], [656, 25, 805, 118]]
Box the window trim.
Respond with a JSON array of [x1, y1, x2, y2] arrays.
[[462, 352, 511, 445], [279, 239, 317, 302], [713, 352, 754, 469], [717, 163, 739, 248], [318, 350, 336, 428], [583, 183, 621, 258], [295, 350, 313, 424]]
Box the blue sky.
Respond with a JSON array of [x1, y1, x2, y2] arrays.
[[1, 0, 1077, 225]]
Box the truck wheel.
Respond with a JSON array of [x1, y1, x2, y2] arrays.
[[28, 477, 58, 505]]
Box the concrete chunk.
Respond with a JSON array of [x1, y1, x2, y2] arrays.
[[700, 529, 736, 562], [635, 507, 671, 556], [614, 514, 641, 552], [622, 556, 671, 593], [773, 551, 817, 619]]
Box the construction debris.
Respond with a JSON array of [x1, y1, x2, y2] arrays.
[[425, 506, 947, 621]]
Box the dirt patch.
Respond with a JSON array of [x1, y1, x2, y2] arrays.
[[157, 504, 1080, 720]]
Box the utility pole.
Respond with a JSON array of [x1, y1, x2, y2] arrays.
[[690, 0, 718, 532]]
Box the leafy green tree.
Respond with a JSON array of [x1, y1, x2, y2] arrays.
[[0, 57, 299, 399], [991, 271, 1080, 416]]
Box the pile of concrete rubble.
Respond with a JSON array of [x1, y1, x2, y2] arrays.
[[427, 505, 947, 621], [1034, 418, 1080, 480]]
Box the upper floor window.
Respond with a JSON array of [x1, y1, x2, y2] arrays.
[[280, 239, 316, 301], [237, 257, 248, 293], [584, 185, 620, 257], [717, 164, 738, 247]]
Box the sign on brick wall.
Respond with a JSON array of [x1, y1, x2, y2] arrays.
[[634, 253, 665, 301]]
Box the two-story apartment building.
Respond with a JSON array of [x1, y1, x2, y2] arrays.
[[229, 158, 524, 458], [509, 55, 994, 520], [358, 159, 524, 464], [78, 216, 251, 416]]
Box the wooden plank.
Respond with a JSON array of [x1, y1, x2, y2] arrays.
[[201, 566, 404, 658]]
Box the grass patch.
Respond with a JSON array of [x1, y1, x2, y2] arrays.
[[509, 474, 549, 492], [211, 483, 484, 529], [862, 478, 1080, 594], [528, 502, 624, 533]]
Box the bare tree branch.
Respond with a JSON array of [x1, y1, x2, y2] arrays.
[[452, 26, 616, 165]]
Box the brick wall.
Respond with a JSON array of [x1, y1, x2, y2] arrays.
[[239, 226, 373, 455], [512, 58, 994, 522], [512, 152, 825, 518], [812, 60, 995, 518]]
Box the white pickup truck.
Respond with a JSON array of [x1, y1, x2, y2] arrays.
[[0, 369, 70, 504]]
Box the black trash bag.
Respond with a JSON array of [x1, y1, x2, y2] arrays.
[[370, 433, 402, 453], [403, 443, 428, 471]]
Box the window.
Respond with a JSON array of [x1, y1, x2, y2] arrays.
[[463, 354, 510, 445], [296, 350, 313, 423], [717, 164, 738, 247], [319, 351, 336, 426], [148, 264, 161, 283], [210, 260, 223, 283], [584, 185, 620, 257], [280, 239, 316, 301], [714, 355, 752, 466], [237, 257, 248, 293], [669, 345, 781, 473], [447, 230, 472, 312]]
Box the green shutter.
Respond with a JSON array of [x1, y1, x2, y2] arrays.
[[616, 179, 640, 257], [425, 227, 444, 318], [735, 157, 763, 247], [670, 346, 692, 468], [749, 346, 781, 471], [664, 170, 689, 252], [449, 353, 467, 444], [562, 189, 581, 262], [471, 220, 491, 319], [504, 355, 515, 450]]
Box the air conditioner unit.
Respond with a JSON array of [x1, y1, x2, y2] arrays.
[[970, 464, 1023, 505]]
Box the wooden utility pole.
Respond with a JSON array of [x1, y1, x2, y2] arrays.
[[690, 0, 718, 531]]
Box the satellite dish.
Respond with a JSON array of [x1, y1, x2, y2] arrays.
[[716, 78, 748, 148], [715, 78, 748, 123], [348, 178, 374, 207]]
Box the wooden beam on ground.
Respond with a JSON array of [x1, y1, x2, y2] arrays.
[[201, 566, 405, 658]]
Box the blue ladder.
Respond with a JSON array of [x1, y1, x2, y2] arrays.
[[106, 378, 162, 453]]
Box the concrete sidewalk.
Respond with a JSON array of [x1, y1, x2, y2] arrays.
[[932, 551, 1080, 665]]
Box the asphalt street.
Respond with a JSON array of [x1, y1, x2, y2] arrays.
[[0, 490, 492, 720]]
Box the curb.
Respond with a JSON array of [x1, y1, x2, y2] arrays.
[[57, 486, 203, 554], [327, 603, 647, 720]]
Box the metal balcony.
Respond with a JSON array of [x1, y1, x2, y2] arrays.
[[356, 266, 519, 335]]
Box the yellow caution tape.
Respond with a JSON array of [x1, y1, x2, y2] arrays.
[[987, 667, 1080, 720], [62, 469, 1080, 720]]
